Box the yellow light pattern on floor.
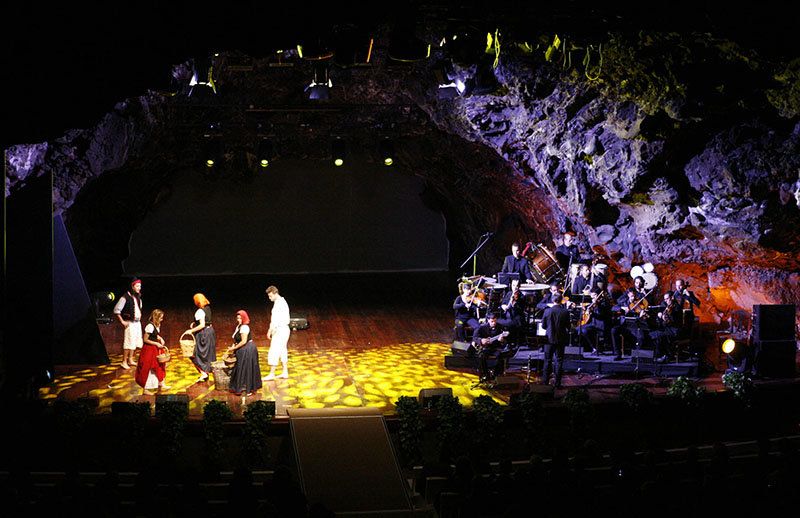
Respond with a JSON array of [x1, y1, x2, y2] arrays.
[[39, 342, 506, 417]]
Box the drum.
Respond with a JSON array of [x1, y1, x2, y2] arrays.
[[526, 244, 563, 284]]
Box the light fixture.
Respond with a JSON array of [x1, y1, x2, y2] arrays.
[[331, 137, 346, 167], [189, 55, 217, 97], [722, 337, 752, 374], [203, 137, 222, 169], [379, 138, 395, 166], [257, 139, 274, 168], [305, 65, 332, 100], [91, 291, 116, 324]]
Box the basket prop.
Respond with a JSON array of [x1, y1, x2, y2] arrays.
[[222, 350, 237, 366], [179, 332, 195, 357], [156, 347, 171, 364], [211, 361, 232, 391]]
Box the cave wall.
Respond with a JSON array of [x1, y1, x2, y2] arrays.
[[5, 30, 800, 329]]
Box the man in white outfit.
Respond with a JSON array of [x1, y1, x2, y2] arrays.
[[263, 285, 290, 380], [113, 278, 143, 369]]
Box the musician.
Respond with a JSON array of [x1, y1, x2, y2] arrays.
[[571, 264, 592, 296], [632, 276, 653, 304], [673, 279, 701, 329], [554, 231, 583, 271], [472, 313, 511, 381], [610, 288, 648, 361], [453, 283, 483, 341], [500, 242, 533, 281], [498, 279, 527, 332], [577, 288, 612, 355], [540, 294, 571, 388], [650, 291, 685, 362]]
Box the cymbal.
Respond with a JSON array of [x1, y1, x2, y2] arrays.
[[485, 283, 507, 289]]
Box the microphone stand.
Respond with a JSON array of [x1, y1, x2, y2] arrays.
[[460, 233, 494, 276]]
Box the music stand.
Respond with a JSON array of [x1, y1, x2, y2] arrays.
[[497, 272, 520, 286]]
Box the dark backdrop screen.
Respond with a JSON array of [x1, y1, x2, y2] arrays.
[[124, 161, 448, 275]]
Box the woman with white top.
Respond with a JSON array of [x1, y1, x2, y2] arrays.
[[135, 309, 170, 394], [185, 293, 216, 382], [227, 310, 262, 396]]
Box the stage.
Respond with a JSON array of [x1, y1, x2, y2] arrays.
[[37, 273, 762, 418]]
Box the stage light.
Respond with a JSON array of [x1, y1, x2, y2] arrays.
[[379, 138, 395, 166], [331, 137, 346, 167], [257, 139, 274, 168], [189, 55, 217, 97], [202, 137, 222, 169], [91, 291, 116, 324], [305, 65, 332, 100], [722, 338, 736, 354]]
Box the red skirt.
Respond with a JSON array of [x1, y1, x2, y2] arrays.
[[134, 343, 166, 388]]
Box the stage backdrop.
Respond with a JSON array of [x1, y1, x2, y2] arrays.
[[124, 160, 448, 275]]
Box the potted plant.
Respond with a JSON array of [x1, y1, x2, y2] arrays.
[[394, 396, 423, 467]]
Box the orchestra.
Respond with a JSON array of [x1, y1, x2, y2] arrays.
[[453, 232, 701, 381]]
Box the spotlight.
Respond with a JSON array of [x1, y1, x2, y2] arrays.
[[331, 137, 346, 167], [203, 137, 222, 169], [91, 291, 116, 324], [257, 139, 274, 168], [305, 65, 332, 100], [189, 55, 217, 97], [722, 337, 752, 374], [379, 138, 395, 166]]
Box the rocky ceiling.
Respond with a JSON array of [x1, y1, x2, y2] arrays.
[[5, 6, 800, 327]]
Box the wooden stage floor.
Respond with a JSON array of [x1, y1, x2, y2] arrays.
[[38, 273, 744, 418]]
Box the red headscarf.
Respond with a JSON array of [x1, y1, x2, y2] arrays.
[[236, 309, 250, 325], [131, 278, 142, 288]]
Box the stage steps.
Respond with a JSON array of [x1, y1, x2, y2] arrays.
[[288, 407, 416, 517]]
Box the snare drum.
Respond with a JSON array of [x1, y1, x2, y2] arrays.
[[525, 244, 563, 284]]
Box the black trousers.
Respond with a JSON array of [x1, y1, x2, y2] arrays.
[[542, 342, 565, 387], [454, 318, 479, 341], [478, 345, 514, 379]]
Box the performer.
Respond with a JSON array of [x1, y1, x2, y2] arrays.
[[227, 310, 262, 396], [536, 284, 563, 312], [554, 231, 583, 271], [632, 276, 653, 304], [453, 283, 483, 341], [113, 278, 143, 370], [673, 279, 701, 329], [498, 278, 527, 333], [650, 291, 685, 362], [472, 313, 511, 381], [263, 285, 290, 381], [540, 294, 571, 388], [571, 264, 592, 296], [500, 242, 533, 281], [610, 288, 648, 361], [577, 288, 612, 355], [134, 309, 170, 394], [186, 293, 216, 383]]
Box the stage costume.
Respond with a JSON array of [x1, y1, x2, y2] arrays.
[[134, 323, 166, 389], [114, 291, 143, 350], [192, 306, 216, 373], [229, 324, 262, 394], [267, 295, 291, 367]]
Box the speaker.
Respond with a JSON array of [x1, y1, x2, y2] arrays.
[[564, 346, 583, 357], [753, 339, 797, 378], [631, 349, 655, 359], [753, 304, 796, 341], [289, 317, 309, 330], [451, 341, 474, 356], [418, 388, 453, 409]]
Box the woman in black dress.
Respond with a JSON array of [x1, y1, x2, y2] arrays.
[[227, 310, 262, 396], [186, 293, 216, 383]]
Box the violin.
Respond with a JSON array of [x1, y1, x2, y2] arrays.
[[660, 298, 677, 326], [464, 287, 487, 306]]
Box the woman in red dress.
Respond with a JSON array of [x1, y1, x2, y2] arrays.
[[135, 309, 170, 394]]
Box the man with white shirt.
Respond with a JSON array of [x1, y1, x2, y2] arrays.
[[113, 278, 143, 369], [263, 285, 291, 380]]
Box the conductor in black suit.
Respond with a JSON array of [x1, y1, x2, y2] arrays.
[[501, 242, 533, 281], [540, 294, 572, 388]]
